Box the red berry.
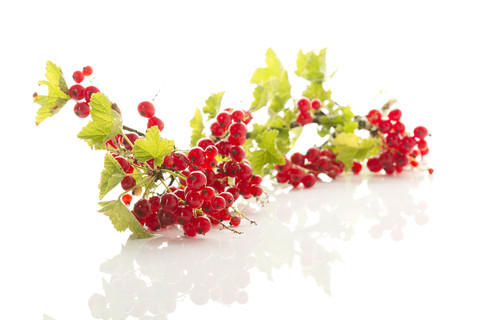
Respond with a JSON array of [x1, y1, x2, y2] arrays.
[[306, 147, 322, 163], [185, 191, 203, 209], [230, 216, 241, 227], [249, 185, 263, 197], [231, 110, 245, 123], [163, 154, 174, 167], [175, 206, 195, 225], [219, 192, 234, 207], [210, 122, 226, 137], [291, 152, 306, 166], [183, 223, 198, 237], [121, 194, 133, 206], [394, 154, 408, 167], [121, 176, 136, 190], [216, 112, 232, 127], [200, 187, 216, 201], [296, 111, 313, 125], [351, 161, 362, 174], [188, 147, 206, 166], [388, 109, 402, 121], [187, 171, 208, 191], [311, 99, 322, 110], [393, 122, 406, 134], [228, 122, 247, 139], [193, 216, 212, 235], [73, 102, 90, 118], [250, 175, 262, 185], [414, 126, 428, 139], [204, 157, 217, 170], [211, 196, 226, 210], [145, 214, 161, 231], [158, 209, 175, 227], [72, 71, 84, 83], [276, 172, 289, 183], [82, 66, 93, 76], [235, 163, 253, 181], [417, 139, 428, 150], [230, 146, 245, 162], [275, 157, 292, 173], [385, 133, 401, 148], [147, 116, 164, 131], [172, 153, 188, 170], [301, 173, 316, 188], [367, 157, 382, 173], [367, 109, 381, 125], [160, 193, 179, 213], [289, 167, 305, 184], [133, 199, 151, 219], [68, 85, 85, 101], [137, 101, 155, 118], [378, 119, 393, 133], [297, 97, 311, 112], [84, 86, 100, 103], [205, 145, 219, 159], [216, 140, 232, 156]]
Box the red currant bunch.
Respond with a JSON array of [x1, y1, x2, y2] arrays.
[[295, 97, 321, 126], [68, 66, 100, 118]]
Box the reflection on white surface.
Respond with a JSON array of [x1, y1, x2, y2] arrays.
[[88, 172, 431, 319]]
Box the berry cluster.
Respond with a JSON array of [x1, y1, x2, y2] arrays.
[[210, 109, 252, 141], [366, 108, 430, 174], [275, 147, 344, 188], [137, 101, 165, 132], [295, 97, 322, 126], [68, 66, 100, 118], [108, 108, 263, 237]]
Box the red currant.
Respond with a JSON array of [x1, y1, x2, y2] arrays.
[[68, 85, 85, 101], [73, 102, 90, 118], [311, 99, 322, 110], [137, 101, 155, 118], [82, 66, 93, 76], [188, 147, 206, 166], [72, 71, 84, 83], [84, 86, 100, 103], [297, 97, 311, 112], [197, 138, 215, 150], [291, 152, 306, 166], [160, 193, 179, 213], [216, 112, 232, 127], [147, 116, 164, 131], [296, 111, 313, 125], [351, 161, 362, 174], [230, 216, 241, 227], [187, 171, 207, 191], [231, 110, 245, 123], [193, 216, 212, 235], [367, 157, 382, 172], [121, 176, 136, 190], [414, 126, 428, 139], [230, 146, 245, 162], [301, 173, 316, 188], [133, 199, 151, 219], [388, 109, 402, 121], [367, 109, 381, 125], [121, 194, 133, 206]]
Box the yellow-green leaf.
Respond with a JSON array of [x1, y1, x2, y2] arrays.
[[98, 200, 151, 239], [189, 108, 205, 147], [203, 91, 224, 120], [98, 153, 126, 200], [133, 126, 174, 167]]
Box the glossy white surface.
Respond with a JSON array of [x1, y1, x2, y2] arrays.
[[1, 0, 480, 319]]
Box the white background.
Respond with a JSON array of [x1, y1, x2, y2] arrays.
[[1, 0, 479, 319]]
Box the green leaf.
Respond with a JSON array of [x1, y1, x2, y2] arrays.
[[98, 200, 151, 239], [189, 108, 205, 147], [77, 93, 123, 148], [295, 49, 327, 82], [249, 129, 285, 175], [133, 126, 175, 167], [98, 153, 126, 200], [203, 91, 224, 120], [33, 61, 70, 125], [332, 133, 381, 170], [250, 48, 291, 114]]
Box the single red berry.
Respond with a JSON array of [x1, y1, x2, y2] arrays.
[[82, 66, 93, 76], [145, 214, 161, 231], [175, 205, 195, 225], [249, 185, 263, 197], [121, 194, 133, 206], [148, 196, 162, 214], [147, 116, 164, 131], [297, 97, 311, 112], [216, 140, 232, 156], [393, 122, 405, 134], [219, 192, 234, 207], [428, 168, 434, 174], [73, 102, 90, 118], [68, 85, 85, 101], [210, 122, 226, 137], [394, 154, 408, 167], [200, 187, 216, 201], [379, 151, 395, 169], [226, 187, 240, 201], [235, 163, 253, 181], [205, 145, 219, 159], [72, 71, 84, 83], [121, 133, 139, 151], [296, 111, 313, 125], [121, 176, 136, 190], [367, 109, 382, 125], [417, 139, 428, 150], [137, 101, 155, 118], [228, 122, 247, 139], [306, 147, 322, 163], [230, 216, 241, 227], [388, 109, 402, 121], [188, 147, 206, 166], [314, 156, 332, 172], [160, 193, 179, 213], [351, 161, 362, 174], [187, 171, 208, 191], [163, 154, 174, 168], [185, 191, 203, 209], [414, 126, 428, 139], [311, 99, 322, 110], [367, 157, 382, 173], [291, 152, 306, 166], [230, 145, 245, 162], [211, 195, 226, 210], [289, 167, 306, 184], [193, 216, 212, 235], [183, 223, 198, 237], [420, 147, 429, 156], [204, 157, 217, 170], [216, 112, 232, 127], [158, 209, 175, 227], [250, 175, 262, 185], [301, 173, 316, 188], [276, 171, 289, 183], [231, 110, 245, 123], [133, 199, 151, 219], [400, 136, 417, 153], [385, 133, 401, 148], [84, 86, 100, 103], [378, 119, 393, 133]]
